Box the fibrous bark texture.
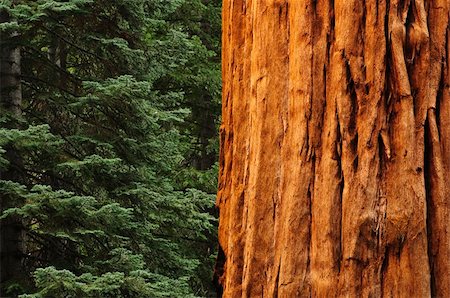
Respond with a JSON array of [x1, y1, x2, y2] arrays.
[[216, 0, 450, 297]]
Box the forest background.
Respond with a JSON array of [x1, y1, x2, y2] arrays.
[[0, 0, 221, 297]]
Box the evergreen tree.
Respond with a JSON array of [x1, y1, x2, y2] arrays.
[[0, 0, 221, 296]]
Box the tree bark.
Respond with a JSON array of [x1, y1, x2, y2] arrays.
[[0, 7, 24, 294], [215, 0, 450, 297]]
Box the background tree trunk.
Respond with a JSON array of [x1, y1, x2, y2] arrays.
[[0, 6, 24, 294], [215, 0, 450, 296]]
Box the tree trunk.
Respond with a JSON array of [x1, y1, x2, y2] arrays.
[[215, 0, 450, 297], [0, 7, 24, 294]]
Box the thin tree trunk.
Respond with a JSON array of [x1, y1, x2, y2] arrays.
[[0, 6, 24, 294], [196, 94, 217, 170], [216, 0, 450, 296]]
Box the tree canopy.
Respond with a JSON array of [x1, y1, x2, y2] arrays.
[[0, 0, 221, 297]]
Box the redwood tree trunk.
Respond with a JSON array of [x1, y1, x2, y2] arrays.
[[215, 0, 450, 296]]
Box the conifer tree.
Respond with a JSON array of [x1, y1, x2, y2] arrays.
[[0, 0, 221, 296]]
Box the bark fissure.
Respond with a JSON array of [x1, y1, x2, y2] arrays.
[[336, 112, 344, 275], [424, 114, 435, 297]]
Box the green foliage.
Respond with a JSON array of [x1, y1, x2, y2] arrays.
[[1, 0, 221, 296], [20, 265, 198, 298]]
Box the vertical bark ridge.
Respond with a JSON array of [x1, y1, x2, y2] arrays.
[[423, 1, 450, 296], [265, 2, 315, 296], [216, 1, 250, 296], [310, 0, 340, 296], [241, 1, 289, 296]]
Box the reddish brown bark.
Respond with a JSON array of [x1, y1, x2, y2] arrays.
[[216, 0, 450, 296]]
